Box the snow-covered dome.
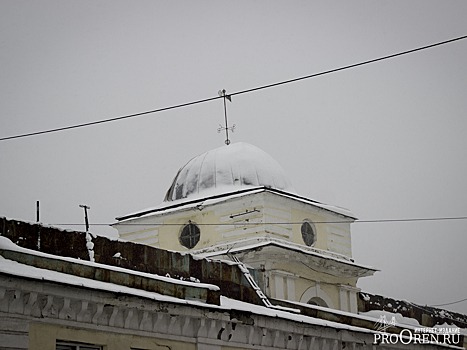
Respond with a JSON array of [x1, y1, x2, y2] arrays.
[[164, 142, 295, 201]]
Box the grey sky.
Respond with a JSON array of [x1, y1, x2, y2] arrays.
[[1, 1, 466, 314]]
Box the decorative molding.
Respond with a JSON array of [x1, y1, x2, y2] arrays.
[[1, 217, 461, 349], [0, 275, 412, 350], [300, 282, 335, 309]]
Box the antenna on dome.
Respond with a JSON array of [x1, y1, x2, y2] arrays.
[[217, 89, 235, 145]]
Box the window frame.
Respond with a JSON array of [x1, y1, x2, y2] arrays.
[[300, 220, 316, 246], [179, 222, 201, 249]]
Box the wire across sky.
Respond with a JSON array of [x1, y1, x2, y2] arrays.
[[1, 34, 466, 142], [52, 215, 467, 226]]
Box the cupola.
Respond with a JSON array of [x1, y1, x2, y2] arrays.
[[164, 142, 295, 201]]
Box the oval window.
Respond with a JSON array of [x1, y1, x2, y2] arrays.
[[180, 222, 200, 249], [301, 221, 316, 246]]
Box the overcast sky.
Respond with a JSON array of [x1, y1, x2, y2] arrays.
[[1, 1, 466, 315]]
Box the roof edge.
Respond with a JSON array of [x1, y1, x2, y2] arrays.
[[192, 237, 378, 275], [114, 187, 356, 222]]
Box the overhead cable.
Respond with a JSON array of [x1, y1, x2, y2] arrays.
[[230, 35, 467, 97], [429, 297, 467, 308], [0, 96, 220, 141], [407, 302, 463, 324], [51, 215, 467, 226], [1, 34, 467, 142]]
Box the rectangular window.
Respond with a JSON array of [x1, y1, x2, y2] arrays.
[[56, 341, 102, 350]]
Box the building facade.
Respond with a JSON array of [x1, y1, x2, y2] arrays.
[[114, 142, 376, 314], [1, 142, 465, 350]]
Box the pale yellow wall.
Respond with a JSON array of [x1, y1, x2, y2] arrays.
[[115, 192, 359, 312], [116, 192, 360, 312], [29, 322, 192, 350], [272, 258, 357, 287], [267, 272, 340, 308], [118, 194, 269, 251], [285, 195, 352, 257], [116, 191, 353, 258], [289, 204, 330, 251], [268, 258, 357, 308], [157, 210, 213, 251]]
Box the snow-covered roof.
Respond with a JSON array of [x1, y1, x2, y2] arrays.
[[164, 142, 295, 201], [3, 251, 462, 344], [0, 255, 213, 307], [0, 252, 376, 333], [0, 253, 380, 336], [0, 236, 218, 292], [116, 186, 355, 222], [1, 236, 464, 346], [191, 236, 378, 277]]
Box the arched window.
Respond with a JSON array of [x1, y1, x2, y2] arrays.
[[308, 297, 328, 307], [179, 222, 200, 249]]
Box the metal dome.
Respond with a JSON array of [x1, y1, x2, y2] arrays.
[[164, 142, 295, 201]]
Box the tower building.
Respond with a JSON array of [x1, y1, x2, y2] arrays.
[[113, 142, 377, 313]]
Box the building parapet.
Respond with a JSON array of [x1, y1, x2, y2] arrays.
[[0, 216, 261, 305]]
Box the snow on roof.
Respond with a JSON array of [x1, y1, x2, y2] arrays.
[[283, 299, 467, 337], [0, 238, 462, 343], [0, 253, 387, 335], [115, 186, 355, 223], [222, 296, 379, 335], [360, 309, 420, 327], [192, 236, 378, 274], [360, 310, 467, 338], [164, 142, 296, 201], [0, 255, 213, 307], [0, 236, 219, 291]]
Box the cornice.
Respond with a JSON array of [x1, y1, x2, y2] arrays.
[[0, 274, 372, 350]]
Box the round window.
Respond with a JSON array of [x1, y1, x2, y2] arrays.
[[301, 221, 316, 246], [180, 222, 200, 249]]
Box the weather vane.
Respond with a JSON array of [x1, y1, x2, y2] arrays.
[[217, 89, 235, 145]]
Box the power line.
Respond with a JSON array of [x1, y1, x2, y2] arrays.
[[50, 215, 467, 226], [0, 95, 221, 141], [430, 297, 467, 308], [230, 35, 467, 98], [1, 34, 467, 142], [355, 216, 467, 224], [407, 301, 465, 324]]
